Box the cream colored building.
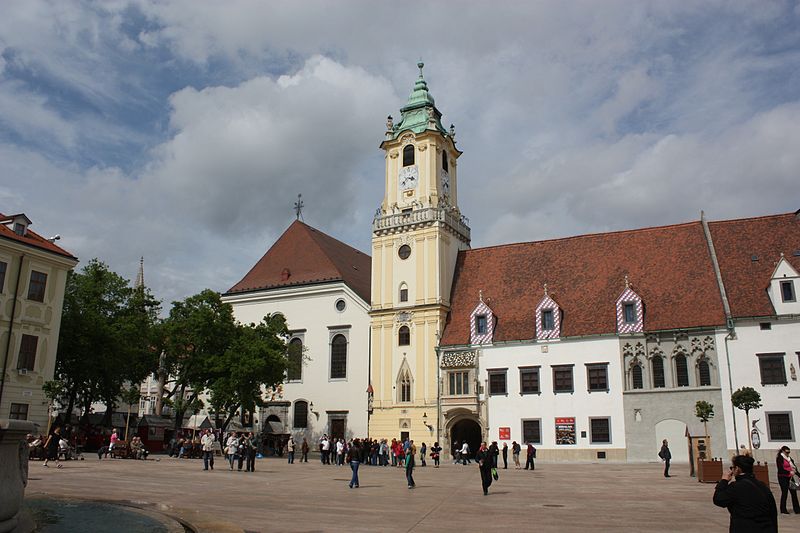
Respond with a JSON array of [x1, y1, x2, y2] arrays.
[[369, 63, 470, 443], [0, 213, 77, 429]]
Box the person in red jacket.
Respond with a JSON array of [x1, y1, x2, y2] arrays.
[[776, 446, 800, 514]]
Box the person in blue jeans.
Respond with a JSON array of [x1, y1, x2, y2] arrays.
[[348, 440, 361, 488], [406, 440, 417, 489]]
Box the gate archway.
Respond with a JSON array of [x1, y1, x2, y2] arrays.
[[450, 418, 482, 460]]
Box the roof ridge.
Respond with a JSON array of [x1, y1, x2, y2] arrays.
[[707, 211, 797, 225]]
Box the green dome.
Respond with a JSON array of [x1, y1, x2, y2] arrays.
[[388, 62, 447, 140]]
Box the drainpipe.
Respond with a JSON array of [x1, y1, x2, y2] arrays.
[[0, 254, 25, 409], [724, 330, 739, 450], [435, 344, 441, 447]]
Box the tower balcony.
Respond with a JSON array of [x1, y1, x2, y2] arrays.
[[372, 206, 470, 241]]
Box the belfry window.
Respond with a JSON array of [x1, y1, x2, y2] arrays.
[[442, 152, 448, 172], [403, 145, 415, 167], [398, 325, 410, 346]]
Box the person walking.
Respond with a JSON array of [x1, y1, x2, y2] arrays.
[[245, 432, 257, 472], [405, 440, 417, 489], [420, 442, 427, 467], [236, 433, 247, 471], [659, 439, 672, 477], [225, 432, 239, 470], [502, 442, 508, 469], [525, 442, 536, 471], [348, 440, 361, 488], [201, 429, 215, 471], [476, 442, 493, 495], [713, 454, 778, 532], [109, 428, 119, 455], [512, 441, 521, 469], [301, 438, 309, 462], [43, 427, 62, 468], [460, 440, 471, 465], [489, 441, 500, 469], [287, 435, 296, 464], [431, 442, 442, 468], [776, 446, 800, 514]]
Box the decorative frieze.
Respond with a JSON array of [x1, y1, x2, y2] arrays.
[[441, 350, 477, 368]]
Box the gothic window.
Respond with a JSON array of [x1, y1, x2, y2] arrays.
[[631, 364, 644, 389], [403, 144, 415, 167], [330, 334, 347, 379], [293, 401, 308, 429], [652, 357, 665, 388], [398, 325, 410, 346], [287, 338, 303, 381], [398, 369, 412, 402], [698, 359, 711, 386], [675, 354, 689, 387], [442, 152, 448, 172]]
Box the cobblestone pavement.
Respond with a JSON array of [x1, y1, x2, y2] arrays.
[[25, 456, 795, 532]]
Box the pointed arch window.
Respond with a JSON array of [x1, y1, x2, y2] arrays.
[[293, 400, 308, 429], [442, 151, 448, 172], [652, 357, 665, 388], [398, 325, 410, 346], [631, 364, 644, 390], [398, 368, 412, 403], [287, 337, 303, 381], [698, 359, 711, 386], [675, 354, 689, 387], [403, 144, 415, 167]]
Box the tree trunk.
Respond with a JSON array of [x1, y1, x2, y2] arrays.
[[155, 352, 166, 416], [703, 420, 708, 439], [745, 410, 752, 452], [66, 385, 78, 419], [219, 405, 240, 437]]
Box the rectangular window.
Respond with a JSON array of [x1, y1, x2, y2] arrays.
[[758, 353, 786, 385], [623, 303, 636, 323], [522, 419, 541, 444], [488, 369, 507, 395], [10, 403, 28, 420], [519, 367, 540, 394], [17, 334, 38, 371], [400, 288, 408, 302], [448, 371, 470, 396], [553, 365, 574, 393], [27, 270, 47, 302], [0, 261, 6, 292], [767, 412, 793, 441], [542, 310, 554, 331], [781, 280, 796, 302], [586, 364, 609, 391], [476, 315, 488, 334], [590, 418, 611, 444]]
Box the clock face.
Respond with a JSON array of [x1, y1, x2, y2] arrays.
[[440, 170, 450, 196], [399, 166, 418, 191]]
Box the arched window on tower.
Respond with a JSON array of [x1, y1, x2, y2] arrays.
[[631, 364, 644, 390], [399, 282, 408, 303], [287, 338, 303, 381], [652, 356, 665, 388], [698, 359, 711, 386], [403, 144, 415, 167], [398, 369, 412, 403], [675, 354, 689, 387], [398, 325, 410, 346], [442, 151, 448, 172], [293, 400, 308, 429]]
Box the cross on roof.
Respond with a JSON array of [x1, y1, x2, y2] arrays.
[[294, 194, 304, 221]]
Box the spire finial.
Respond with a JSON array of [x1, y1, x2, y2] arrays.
[[294, 193, 304, 221], [543, 283, 548, 296], [624, 275, 630, 289], [417, 60, 424, 78], [479, 289, 483, 303], [134, 256, 144, 290]]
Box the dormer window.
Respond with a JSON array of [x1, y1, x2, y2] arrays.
[[616, 282, 644, 334], [542, 310, 554, 331], [403, 144, 415, 167], [469, 296, 495, 345], [13, 223, 25, 236], [781, 280, 796, 302], [623, 303, 636, 324], [535, 292, 561, 340], [476, 315, 488, 334]]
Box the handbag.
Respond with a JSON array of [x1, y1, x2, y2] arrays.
[[790, 474, 800, 491], [491, 467, 499, 481]]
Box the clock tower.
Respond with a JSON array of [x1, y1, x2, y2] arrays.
[[369, 63, 470, 444]]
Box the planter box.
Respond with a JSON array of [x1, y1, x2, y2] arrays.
[[753, 464, 769, 486], [698, 459, 724, 483]]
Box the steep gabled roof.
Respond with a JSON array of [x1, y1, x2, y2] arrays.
[[708, 212, 800, 318], [440, 220, 726, 346], [0, 212, 77, 260], [225, 220, 371, 302]]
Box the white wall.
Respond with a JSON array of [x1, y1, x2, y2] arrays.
[[479, 336, 626, 452], [223, 282, 371, 439]]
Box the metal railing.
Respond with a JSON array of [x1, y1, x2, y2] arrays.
[[372, 207, 470, 239]]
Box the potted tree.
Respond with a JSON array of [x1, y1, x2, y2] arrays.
[[731, 387, 768, 483], [695, 401, 720, 482]]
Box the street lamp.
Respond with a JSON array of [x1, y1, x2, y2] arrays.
[[422, 412, 433, 432]]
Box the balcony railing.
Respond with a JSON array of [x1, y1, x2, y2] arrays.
[[373, 207, 470, 239]]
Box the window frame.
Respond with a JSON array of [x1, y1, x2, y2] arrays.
[[487, 369, 508, 396], [329, 333, 348, 380], [293, 400, 308, 429], [541, 309, 555, 331], [652, 356, 666, 388], [757, 353, 787, 386], [521, 419, 542, 445], [0, 260, 7, 293], [398, 325, 410, 346], [586, 363, 609, 392], [519, 366, 540, 395], [287, 337, 303, 382], [402, 144, 415, 167], [399, 284, 408, 303], [27, 270, 47, 302], [9, 403, 28, 420], [631, 364, 644, 390], [781, 280, 796, 302], [476, 314, 488, 335], [17, 334, 38, 371], [448, 370, 470, 396], [589, 417, 611, 444], [698, 359, 711, 386], [675, 354, 690, 387], [623, 302, 636, 324], [399, 371, 412, 403], [552, 365, 574, 394], [766, 411, 794, 441]]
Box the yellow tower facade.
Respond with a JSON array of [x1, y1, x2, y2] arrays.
[[369, 64, 470, 444]]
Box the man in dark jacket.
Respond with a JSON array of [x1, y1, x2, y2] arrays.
[[713, 454, 778, 532], [659, 439, 672, 477], [475, 442, 493, 495]]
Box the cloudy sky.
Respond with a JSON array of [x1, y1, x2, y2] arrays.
[[2, 1, 799, 307]]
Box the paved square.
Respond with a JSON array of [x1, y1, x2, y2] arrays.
[[25, 456, 793, 532]]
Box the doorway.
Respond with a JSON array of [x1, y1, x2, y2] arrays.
[[450, 418, 481, 459], [330, 418, 346, 441]]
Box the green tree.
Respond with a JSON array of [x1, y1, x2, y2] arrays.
[[731, 387, 762, 451], [208, 313, 290, 435], [695, 400, 714, 439], [160, 289, 237, 433]]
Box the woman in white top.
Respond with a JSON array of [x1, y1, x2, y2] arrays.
[[225, 432, 240, 470], [460, 441, 471, 465]]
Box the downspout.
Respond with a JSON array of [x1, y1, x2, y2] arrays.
[[700, 211, 738, 450], [366, 326, 371, 437], [0, 254, 25, 408], [435, 344, 440, 447]]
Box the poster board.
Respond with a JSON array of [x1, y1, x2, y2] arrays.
[[555, 417, 576, 445], [499, 427, 510, 440]]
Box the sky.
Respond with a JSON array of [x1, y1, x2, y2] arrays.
[[2, 0, 799, 309]]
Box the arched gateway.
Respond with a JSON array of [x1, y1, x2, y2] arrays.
[[449, 418, 482, 460]]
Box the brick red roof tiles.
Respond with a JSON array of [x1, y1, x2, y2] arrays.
[[0, 212, 77, 260], [440, 220, 727, 346], [708, 212, 800, 318], [225, 220, 371, 302]]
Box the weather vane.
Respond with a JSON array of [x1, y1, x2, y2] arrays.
[[294, 193, 304, 221]]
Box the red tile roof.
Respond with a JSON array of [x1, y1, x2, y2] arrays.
[[440, 220, 727, 346], [0, 212, 77, 260], [225, 220, 371, 302], [708, 212, 800, 318]]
